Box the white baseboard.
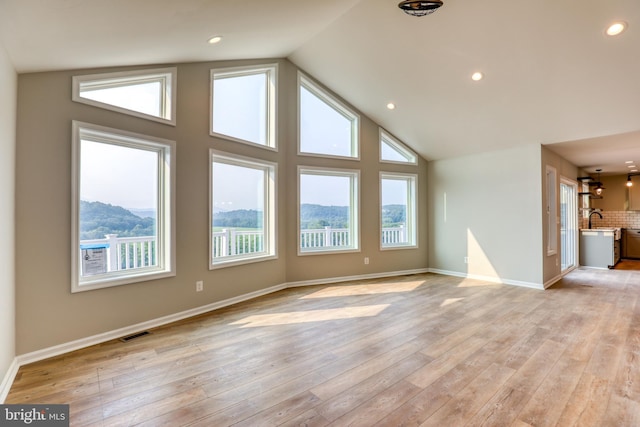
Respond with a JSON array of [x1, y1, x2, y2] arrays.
[[428, 268, 545, 290], [0, 358, 19, 403], [285, 268, 430, 288]]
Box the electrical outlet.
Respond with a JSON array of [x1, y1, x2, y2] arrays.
[[196, 280, 203, 292], [364, 257, 370, 265], [464, 257, 469, 264]]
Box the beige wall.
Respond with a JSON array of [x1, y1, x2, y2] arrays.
[[428, 144, 544, 287], [15, 59, 429, 354], [0, 43, 16, 392], [541, 146, 579, 284], [591, 175, 629, 212]]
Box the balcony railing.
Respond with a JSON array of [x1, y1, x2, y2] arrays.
[[212, 225, 408, 258], [80, 225, 409, 274], [80, 234, 156, 275]]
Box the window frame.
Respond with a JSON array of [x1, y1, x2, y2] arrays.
[[72, 67, 177, 125], [546, 165, 558, 256], [71, 121, 176, 293], [379, 128, 418, 165], [380, 172, 418, 250], [209, 150, 278, 269], [210, 64, 278, 151], [297, 166, 360, 255], [297, 72, 360, 160]]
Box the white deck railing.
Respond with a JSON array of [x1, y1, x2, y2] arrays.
[[213, 225, 407, 258], [80, 225, 408, 272], [80, 234, 156, 273]]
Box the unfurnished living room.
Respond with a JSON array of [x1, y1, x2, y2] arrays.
[[1, 0, 640, 426]]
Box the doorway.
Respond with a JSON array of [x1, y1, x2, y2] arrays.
[[560, 179, 578, 273]]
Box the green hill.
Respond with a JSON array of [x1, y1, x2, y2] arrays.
[[80, 200, 155, 240]]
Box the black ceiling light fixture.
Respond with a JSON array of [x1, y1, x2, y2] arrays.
[[398, 0, 444, 17]]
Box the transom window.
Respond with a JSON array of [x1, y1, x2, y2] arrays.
[[380, 129, 417, 164], [211, 64, 277, 149], [71, 122, 175, 292], [381, 173, 417, 249], [298, 73, 359, 159], [72, 67, 176, 125], [210, 151, 277, 268], [298, 167, 359, 254]]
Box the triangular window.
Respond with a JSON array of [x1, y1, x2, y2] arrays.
[[380, 129, 417, 164], [73, 68, 176, 125]]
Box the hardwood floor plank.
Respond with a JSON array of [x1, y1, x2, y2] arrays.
[[7, 270, 640, 426], [315, 352, 430, 422], [420, 362, 515, 426], [515, 356, 586, 426]]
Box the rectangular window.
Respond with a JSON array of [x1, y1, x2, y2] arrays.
[[380, 128, 417, 164], [298, 167, 359, 254], [211, 64, 277, 149], [298, 73, 359, 159], [72, 67, 176, 125], [71, 122, 175, 292], [547, 165, 558, 255], [381, 173, 417, 249], [210, 151, 277, 268]]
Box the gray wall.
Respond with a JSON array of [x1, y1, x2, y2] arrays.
[[428, 144, 544, 286], [15, 59, 428, 354], [0, 43, 16, 391]]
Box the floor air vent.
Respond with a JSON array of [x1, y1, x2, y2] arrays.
[[119, 331, 150, 342]]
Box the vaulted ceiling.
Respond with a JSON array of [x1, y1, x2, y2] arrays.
[[1, 0, 639, 174]]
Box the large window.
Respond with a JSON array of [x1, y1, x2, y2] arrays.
[[298, 167, 359, 254], [380, 129, 417, 164], [298, 73, 359, 159], [71, 122, 175, 292], [72, 67, 176, 125], [210, 151, 277, 268], [211, 64, 277, 149], [381, 173, 417, 249]]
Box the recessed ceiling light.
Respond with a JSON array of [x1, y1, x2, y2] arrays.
[[606, 21, 627, 36], [628, 165, 637, 168], [626, 160, 634, 163], [471, 72, 483, 81], [207, 35, 223, 44], [386, 102, 396, 110], [633, 169, 639, 172]]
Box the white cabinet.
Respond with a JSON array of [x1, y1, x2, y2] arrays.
[[580, 229, 620, 269]]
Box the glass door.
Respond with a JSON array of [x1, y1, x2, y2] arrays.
[[560, 179, 578, 273]]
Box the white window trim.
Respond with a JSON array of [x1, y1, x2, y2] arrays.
[[297, 166, 360, 255], [380, 172, 418, 250], [71, 121, 176, 293], [297, 72, 360, 160], [72, 67, 177, 126], [546, 165, 558, 256], [210, 64, 278, 151], [209, 150, 278, 269], [379, 128, 418, 165]]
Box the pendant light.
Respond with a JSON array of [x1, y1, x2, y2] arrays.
[[595, 169, 605, 195]]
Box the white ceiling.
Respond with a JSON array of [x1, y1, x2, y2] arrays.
[[1, 0, 639, 175]]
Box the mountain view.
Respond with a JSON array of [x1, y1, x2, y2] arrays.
[[80, 200, 155, 240], [214, 204, 407, 229]]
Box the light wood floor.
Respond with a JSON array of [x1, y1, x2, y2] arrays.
[[7, 269, 640, 426]]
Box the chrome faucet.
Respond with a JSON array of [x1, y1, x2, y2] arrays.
[[588, 211, 603, 229]]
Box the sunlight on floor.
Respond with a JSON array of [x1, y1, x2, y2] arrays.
[[440, 297, 465, 307], [230, 304, 390, 328], [301, 280, 425, 299], [456, 278, 502, 288]]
